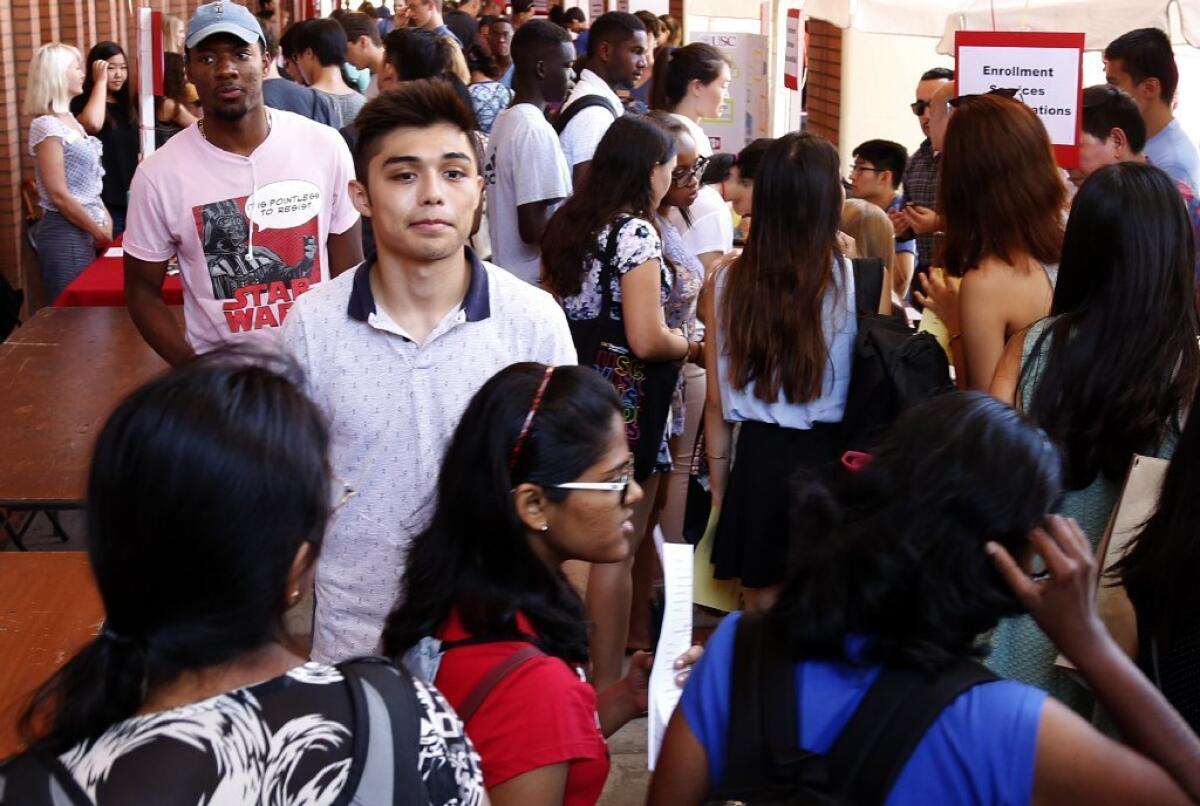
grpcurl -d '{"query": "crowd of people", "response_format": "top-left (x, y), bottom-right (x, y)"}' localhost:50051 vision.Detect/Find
top-left (7, 0), bottom-right (1200, 803)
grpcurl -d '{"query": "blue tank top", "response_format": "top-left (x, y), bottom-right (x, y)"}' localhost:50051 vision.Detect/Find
top-left (681, 613), bottom-right (1046, 805)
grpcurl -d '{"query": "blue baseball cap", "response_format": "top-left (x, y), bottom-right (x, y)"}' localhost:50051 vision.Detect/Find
top-left (186, 1), bottom-right (266, 49)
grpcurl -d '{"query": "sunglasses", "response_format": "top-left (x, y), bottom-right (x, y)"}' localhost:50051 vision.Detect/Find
top-left (948, 87), bottom-right (1020, 108)
top-left (671, 155), bottom-right (710, 187)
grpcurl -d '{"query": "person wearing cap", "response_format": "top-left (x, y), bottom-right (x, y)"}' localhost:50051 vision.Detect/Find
top-left (510, 0), bottom-right (535, 27)
top-left (123, 1), bottom-right (363, 365)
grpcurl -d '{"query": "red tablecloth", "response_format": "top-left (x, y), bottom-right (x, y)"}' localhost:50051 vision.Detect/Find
top-left (54, 242), bottom-right (183, 307)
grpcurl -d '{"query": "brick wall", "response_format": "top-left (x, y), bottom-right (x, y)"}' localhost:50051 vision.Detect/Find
top-left (804, 18), bottom-right (840, 147)
top-left (0, 0), bottom-right (255, 311)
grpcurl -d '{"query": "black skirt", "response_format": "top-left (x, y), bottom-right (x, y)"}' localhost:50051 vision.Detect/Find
top-left (712, 420), bottom-right (845, 588)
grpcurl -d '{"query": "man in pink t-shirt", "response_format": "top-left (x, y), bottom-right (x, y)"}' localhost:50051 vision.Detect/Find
top-left (124, 1), bottom-right (362, 363)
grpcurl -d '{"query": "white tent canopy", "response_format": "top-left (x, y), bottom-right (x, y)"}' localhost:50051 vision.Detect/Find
top-left (800, 0), bottom-right (1199, 51)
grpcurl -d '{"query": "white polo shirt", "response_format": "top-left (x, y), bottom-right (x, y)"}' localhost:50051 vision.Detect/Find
top-left (558, 68), bottom-right (623, 168)
top-left (281, 249), bottom-right (577, 662)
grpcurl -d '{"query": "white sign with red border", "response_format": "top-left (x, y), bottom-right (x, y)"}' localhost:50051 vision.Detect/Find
top-left (954, 31), bottom-right (1085, 168)
top-left (783, 8), bottom-right (802, 92)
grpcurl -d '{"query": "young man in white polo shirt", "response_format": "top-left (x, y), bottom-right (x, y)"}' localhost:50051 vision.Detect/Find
top-left (557, 11), bottom-right (648, 185)
top-left (282, 80), bottom-right (576, 663)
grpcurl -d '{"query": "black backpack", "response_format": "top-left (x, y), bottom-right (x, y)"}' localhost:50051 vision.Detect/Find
top-left (705, 614), bottom-right (996, 806)
top-left (841, 258), bottom-right (954, 452)
top-left (553, 94), bottom-right (619, 135)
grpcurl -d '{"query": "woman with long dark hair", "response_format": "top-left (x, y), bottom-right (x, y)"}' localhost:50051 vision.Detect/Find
top-left (383, 363), bottom-right (699, 806)
top-left (542, 114), bottom-right (698, 690)
top-left (989, 161), bottom-right (1199, 711)
top-left (917, 94), bottom-right (1065, 390)
top-left (624, 111), bottom-right (707, 648)
top-left (2, 357), bottom-right (484, 805)
top-left (1118, 393), bottom-right (1200, 733)
top-left (702, 131), bottom-right (887, 610)
top-left (72, 41), bottom-right (138, 236)
top-left (650, 393), bottom-right (1200, 804)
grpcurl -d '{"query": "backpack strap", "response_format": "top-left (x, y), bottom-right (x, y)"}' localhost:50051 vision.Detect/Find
top-left (828, 660), bottom-right (997, 803)
top-left (0, 749), bottom-right (94, 805)
top-left (595, 213), bottom-right (635, 322)
top-left (456, 644), bottom-right (545, 724)
top-left (850, 257), bottom-right (885, 317)
top-left (554, 94), bottom-right (618, 134)
top-left (339, 656), bottom-right (428, 806)
top-left (721, 613), bottom-right (811, 791)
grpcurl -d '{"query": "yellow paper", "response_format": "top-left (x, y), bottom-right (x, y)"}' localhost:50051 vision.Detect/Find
top-left (917, 306), bottom-right (953, 363)
top-left (692, 507), bottom-right (742, 612)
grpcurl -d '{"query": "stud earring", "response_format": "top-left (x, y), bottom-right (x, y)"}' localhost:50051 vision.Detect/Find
top-left (540, 524), bottom-right (549, 533)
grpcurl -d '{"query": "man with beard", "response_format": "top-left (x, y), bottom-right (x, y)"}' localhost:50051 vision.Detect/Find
top-left (282, 80), bottom-right (575, 662)
top-left (124, 1), bottom-right (362, 363)
top-left (556, 11), bottom-right (648, 185)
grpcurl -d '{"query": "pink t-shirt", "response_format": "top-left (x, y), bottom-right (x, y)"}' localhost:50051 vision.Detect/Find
top-left (123, 110), bottom-right (359, 352)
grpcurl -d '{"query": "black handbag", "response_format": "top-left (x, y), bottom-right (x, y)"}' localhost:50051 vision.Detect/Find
top-left (567, 215), bottom-right (682, 481)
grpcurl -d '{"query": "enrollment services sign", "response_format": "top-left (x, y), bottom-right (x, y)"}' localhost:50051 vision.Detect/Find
top-left (955, 31), bottom-right (1085, 168)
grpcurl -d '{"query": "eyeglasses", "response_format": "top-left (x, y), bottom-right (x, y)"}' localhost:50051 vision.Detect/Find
top-left (910, 99), bottom-right (931, 116)
top-left (549, 464), bottom-right (634, 506)
top-left (848, 163), bottom-right (885, 176)
top-left (948, 87), bottom-right (1020, 108)
top-left (671, 155), bottom-right (710, 187)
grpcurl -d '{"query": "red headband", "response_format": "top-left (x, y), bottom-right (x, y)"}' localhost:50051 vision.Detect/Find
top-left (508, 366), bottom-right (555, 474)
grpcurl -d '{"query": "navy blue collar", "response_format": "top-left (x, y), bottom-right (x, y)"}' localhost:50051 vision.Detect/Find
top-left (346, 246), bottom-right (492, 324)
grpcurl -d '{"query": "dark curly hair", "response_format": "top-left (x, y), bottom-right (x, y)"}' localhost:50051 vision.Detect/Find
top-left (768, 392), bottom-right (1062, 671)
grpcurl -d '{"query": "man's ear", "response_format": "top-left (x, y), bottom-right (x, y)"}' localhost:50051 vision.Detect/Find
top-left (1109, 126), bottom-right (1131, 159)
top-left (349, 179), bottom-right (373, 218)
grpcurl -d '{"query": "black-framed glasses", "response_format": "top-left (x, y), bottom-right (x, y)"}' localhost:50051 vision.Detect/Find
top-left (948, 87), bottom-right (1020, 108)
top-left (671, 155), bottom-right (710, 187)
top-left (848, 162), bottom-right (885, 176)
top-left (910, 99), bottom-right (931, 116)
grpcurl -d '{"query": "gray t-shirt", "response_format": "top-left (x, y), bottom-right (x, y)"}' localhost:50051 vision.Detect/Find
top-left (263, 77), bottom-right (343, 128)
top-left (314, 88), bottom-right (366, 128)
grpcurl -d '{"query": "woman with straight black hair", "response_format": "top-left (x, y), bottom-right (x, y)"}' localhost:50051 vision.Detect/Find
top-left (542, 114), bottom-right (698, 690)
top-left (1117, 393), bottom-right (1200, 733)
top-left (383, 363), bottom-right (699, 806)
top-left (990, 161), bottom-right (1200, 712)
top-left (72, 41), bottom-right (138, 235)
top-left (1, 356), bottom-right (483, 805)
top-left (702, 131), bottom-right (888, 610)
top-left (651, 392), bottom-right (1200, 805)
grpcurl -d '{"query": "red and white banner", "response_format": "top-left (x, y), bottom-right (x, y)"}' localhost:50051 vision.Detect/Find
top-left (783, 8), bottom-right (802, 92)
top-left (954, 31), bottom-right (1085, 168)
